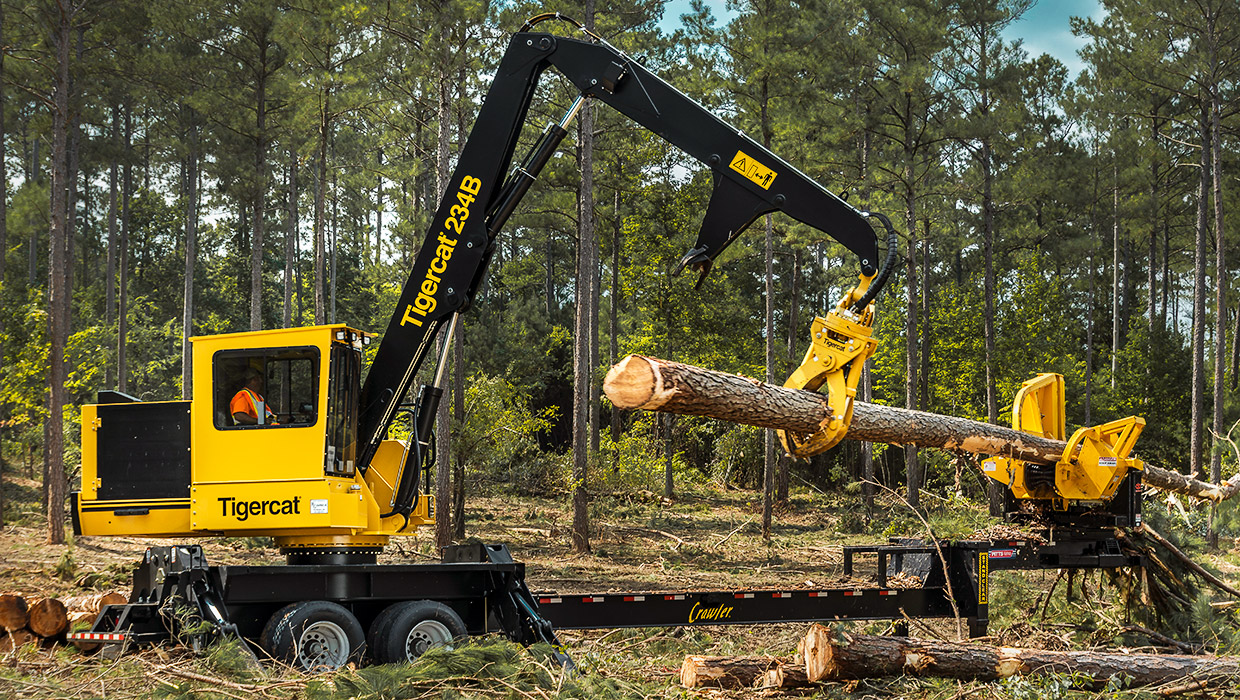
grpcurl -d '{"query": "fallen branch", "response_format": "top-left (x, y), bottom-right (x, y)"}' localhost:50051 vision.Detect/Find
top-left (1121, 624), bottom-right (1198, 654)
top-left (1137, 524), bottom-right (1240, 598)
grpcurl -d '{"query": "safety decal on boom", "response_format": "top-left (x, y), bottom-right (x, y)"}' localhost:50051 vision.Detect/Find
top-left (729, 151), bottom-right (777, 190)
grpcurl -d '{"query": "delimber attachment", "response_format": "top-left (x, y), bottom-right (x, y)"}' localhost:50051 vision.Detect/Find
top-left (778, 274), bottom-right (879, 457)
top-left (983, 373), bottom-right (1145, 507)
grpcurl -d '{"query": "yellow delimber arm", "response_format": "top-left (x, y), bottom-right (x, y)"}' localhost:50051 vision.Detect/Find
top-left (778, 273), bottom-right (880, 457)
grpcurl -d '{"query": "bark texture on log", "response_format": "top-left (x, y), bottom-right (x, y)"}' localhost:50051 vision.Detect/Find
top-left (68, 611), bottom-right (100, 652)
top-left (679, 655), bottom-right (781, 688)
top-left (801, 625), bottom-right (1240, 687)
top-left (605, 355), bottom-right (1237, 503)
top-left (28, 598), bottom-right (68, 637)
top-left (0, 628), bottom-right (36, 652)
top-left (0, 594), bottom-right (28, 630)
top-left (758, 663), bottom-right (811, 689)
top-left (62, 592), bottom-right (126, 615)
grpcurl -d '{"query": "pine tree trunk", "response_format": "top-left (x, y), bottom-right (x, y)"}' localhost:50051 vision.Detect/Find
top-left (1208, 87), bottom-right (1226, 549)
top-left (314, 93), bottom-right (329, 325)
top-left (609, 191), bottom-right (621, 447)
top-left (284, 155), bottom-right (295, 329)
top-left (1190, 110), bottom-right (1209, 480)
top-left (45, 3), bottom-right (72, 545)
top-left (433, 62), bottom-right (452, 551)
top-left (118, 104), bottom-right (132, 394)
top-left (571, 34), bottom-right (596, 553)
top-left (0, 0), bottom-right (7, 528)
top-left (105, 106), bottom-right (118, 390)
top-left (452, 319), bottom-right (465, 541)
top-left (1112, 156), bottom-right (1120, 388)
top-left (251, 39), bottom-right (267, 332)
top-left (182, 117), bottom-right (197, 398)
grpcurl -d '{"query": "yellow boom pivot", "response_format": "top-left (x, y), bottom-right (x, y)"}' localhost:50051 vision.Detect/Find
top-left (778, 273), bottom-right (879, 457)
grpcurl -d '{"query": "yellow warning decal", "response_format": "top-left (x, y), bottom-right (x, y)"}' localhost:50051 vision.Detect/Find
top-left (978, 551), bottom-right (989, 605)
top-left (729, 150), bottom-right (777, 190)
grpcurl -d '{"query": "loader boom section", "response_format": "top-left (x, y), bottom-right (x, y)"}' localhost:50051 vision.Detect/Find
top-left (358, 27), bottom-right (884, 485)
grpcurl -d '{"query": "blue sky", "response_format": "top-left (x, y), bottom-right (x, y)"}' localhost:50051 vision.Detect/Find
top-left (659, 0), bottom-right (1105, 77)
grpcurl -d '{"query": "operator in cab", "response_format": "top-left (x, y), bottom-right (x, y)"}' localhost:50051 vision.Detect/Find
top-left (231, 368), bottom-right (278, 426)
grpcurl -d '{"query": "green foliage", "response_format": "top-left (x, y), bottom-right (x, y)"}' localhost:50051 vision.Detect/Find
top-left (304, 637), bottom-right (637, 700)
top-left (452, 374), bottom-right (560, 495)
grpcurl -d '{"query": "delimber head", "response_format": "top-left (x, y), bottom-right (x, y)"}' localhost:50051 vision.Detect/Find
top-left (983, 373), bottom-right (1145, 506)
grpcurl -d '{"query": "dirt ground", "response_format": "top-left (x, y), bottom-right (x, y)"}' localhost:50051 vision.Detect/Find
top-left (1, 479), bottom-right (1237, 699)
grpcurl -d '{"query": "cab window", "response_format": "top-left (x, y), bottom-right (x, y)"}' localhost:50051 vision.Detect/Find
top-left (214, 347), bottom-right (319, 429)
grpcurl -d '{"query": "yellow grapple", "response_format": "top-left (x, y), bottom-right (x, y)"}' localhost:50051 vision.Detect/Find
top-left (778, 274), bottom-right (880, 457)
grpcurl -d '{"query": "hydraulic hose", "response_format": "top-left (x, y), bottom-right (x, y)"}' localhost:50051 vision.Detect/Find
top-left (851, 211), bottom-right (899, 314)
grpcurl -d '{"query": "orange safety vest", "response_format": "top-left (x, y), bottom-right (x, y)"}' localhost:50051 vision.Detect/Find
top-left (230, 388), bottom-right (277, 425)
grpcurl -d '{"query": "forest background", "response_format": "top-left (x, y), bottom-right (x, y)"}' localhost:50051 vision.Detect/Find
top-left (0, 0), bottom-right (1237, 549)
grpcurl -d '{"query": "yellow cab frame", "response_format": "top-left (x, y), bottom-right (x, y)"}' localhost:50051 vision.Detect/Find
top-left (74, 325), bottom-right (432, 557)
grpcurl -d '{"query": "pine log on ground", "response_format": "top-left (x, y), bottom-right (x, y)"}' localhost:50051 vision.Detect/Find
top-left (28, 598), bottom-right (68, 638)
top-left (799, 624), bottom-right (1240, 687)
top-left (61, 592), bottom-right (126, 615)
top-left (680, 655), bottom-right (782, 688)
top-left (0, 594), bottom-right (28, 631)
top-left (68, 611), bottom-right (100, 652)
top-left (757, 663), bottom-right (812, 689)
top-left (0, 628), bottom-right (36, 652)
top-left (604, 355), bottom-right (1238, 503)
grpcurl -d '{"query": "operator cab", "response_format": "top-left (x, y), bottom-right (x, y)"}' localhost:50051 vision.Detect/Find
top-left (73, 324), bottom-right (429, 561)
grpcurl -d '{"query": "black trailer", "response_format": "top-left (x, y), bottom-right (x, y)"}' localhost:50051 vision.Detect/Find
top-left (70, 532), bottom-right (1142, 670)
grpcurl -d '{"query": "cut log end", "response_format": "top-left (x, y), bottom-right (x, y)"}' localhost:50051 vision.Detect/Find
top-left (28, 598), bottom-right (68, 638)
top-left (604, 355), bottom-right (663, 410)
top-left (0, 594), bottom-right (29, 631)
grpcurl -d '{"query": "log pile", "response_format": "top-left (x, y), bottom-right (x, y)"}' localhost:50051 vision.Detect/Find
top-left (680, 624), bottom-right (1240, 691)
top-left (0, 591), bottom-right (125, 653)
top-left (605, 355), bottom-right (1240, 503)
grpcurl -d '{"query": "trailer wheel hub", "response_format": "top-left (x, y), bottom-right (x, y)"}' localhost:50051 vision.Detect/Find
top-left (406, 620), bottom-right (453, 658)
top-left (298, 621), bottom-right (351, 671)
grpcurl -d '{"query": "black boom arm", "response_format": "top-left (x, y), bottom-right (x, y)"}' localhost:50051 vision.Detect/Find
top-left (357, 28), bottom-right (885, 507)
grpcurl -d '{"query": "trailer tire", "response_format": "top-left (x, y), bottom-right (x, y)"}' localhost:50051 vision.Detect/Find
top-left (368, 601), bottom-right (467, 664)
top-left (260, 601), bottom-right (365, 672)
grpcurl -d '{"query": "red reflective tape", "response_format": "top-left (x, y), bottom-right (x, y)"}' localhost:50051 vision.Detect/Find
top-left (771, 592), bottom-right (791, 598)
top-left (880, 590), bottom-right (897, 596)
top-left (734, 593), bottom-right (754, 599)
top-left (538, 597), bottom-right (562, 604)
top-left (844, 590), bottom-right (863, 597)
top-left (808, 591), bottom-right (824, 598)
top-left (623, 595), bottom-right (645, 602)
top-left (663, 594), bottom-right (685, 601)
top-left (582, 596), bottom-right (604, 603)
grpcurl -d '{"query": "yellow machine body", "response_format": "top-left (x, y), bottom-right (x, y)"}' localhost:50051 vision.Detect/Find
top-left (74, 325), bottom-right (433, 551)
top-left (982, 373), bottom-right (1145, 507)
top-left (778, 273), bottom-right (880, 457)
